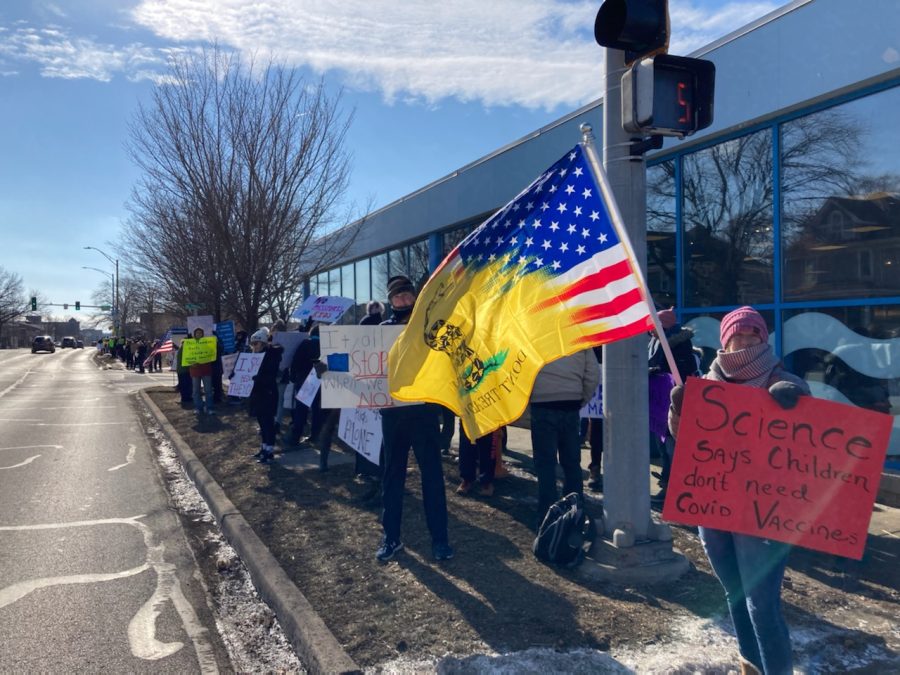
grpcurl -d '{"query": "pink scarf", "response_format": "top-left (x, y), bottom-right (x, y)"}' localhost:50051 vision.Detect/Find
top-left (707, 343), bottom-right (779, 388)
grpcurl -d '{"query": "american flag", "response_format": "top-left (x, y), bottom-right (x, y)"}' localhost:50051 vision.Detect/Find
top-left (454, 143), bottom-right (651, 343)
top-left (389, 142), bottom-right (654, 439)
top-left (144, 330), bottom-right (175, 366)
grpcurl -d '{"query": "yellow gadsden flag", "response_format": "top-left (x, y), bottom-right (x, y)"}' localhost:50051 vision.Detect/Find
top-left (389, 144), bottom-right (653, 440)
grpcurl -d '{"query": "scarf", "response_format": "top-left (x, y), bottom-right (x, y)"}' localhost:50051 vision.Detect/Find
top-left (707, 342), bottom-right (779, 388)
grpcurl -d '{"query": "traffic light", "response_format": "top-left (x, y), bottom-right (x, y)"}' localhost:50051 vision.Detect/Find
top-left (622, 54), bottom-right (715, 137)
top-left (64, 303), bottom-right (69, 310)
top-left (31, 296), bottom-right (37, 311)
top-left (594, 0), bottom-right (668, 62)
top-left (75, 301), bottom-right (81, 311)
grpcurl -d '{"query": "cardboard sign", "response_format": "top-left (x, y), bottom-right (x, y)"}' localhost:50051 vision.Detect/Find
top-left (338, 408), bottom-right (383, 465)
top-left (227, 352), bottom-right (265, 398)
top-left (273, 332), bottom-right (307, 370)
top-left (221, 353), bottom-right (239, 380)
top-left (215, 320), bottom-right (236, 354)
top-left (295, 369), bottom-right (321, 407)
top-left (292, 295), bottom-right (355, 324)
top-left (318, 325), bottom-right (414, 409)
top-left (662, 379), bottom-right (892, 559)
top-left (580, 384), bottom-right (603, 419)
top-left (180, 337), bottom-right (217, 366)
top-left (187, 315), bottom-right (216, 337)
top-left (170, 326), bottom-right (188, 348)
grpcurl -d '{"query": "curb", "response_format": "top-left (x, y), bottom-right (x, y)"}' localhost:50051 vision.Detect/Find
top-left (139, 389), bottom-right (361, 675)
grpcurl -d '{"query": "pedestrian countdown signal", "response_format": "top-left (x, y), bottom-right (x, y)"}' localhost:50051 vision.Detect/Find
top-left (622, 54), bottom-right (715, 137)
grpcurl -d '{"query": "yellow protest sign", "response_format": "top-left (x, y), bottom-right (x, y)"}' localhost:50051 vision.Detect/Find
top-left (181, 337), bottom-right (217, 366)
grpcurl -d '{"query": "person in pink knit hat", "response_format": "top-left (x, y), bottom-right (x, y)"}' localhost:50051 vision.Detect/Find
top-left (668, 306), bottom-right (809, 675)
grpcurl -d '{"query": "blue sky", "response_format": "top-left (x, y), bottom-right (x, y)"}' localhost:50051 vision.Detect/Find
top-left (0, 0), bottom-right (781, 325)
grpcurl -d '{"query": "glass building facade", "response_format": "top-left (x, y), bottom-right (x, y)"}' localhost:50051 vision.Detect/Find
top-left (309, 1), bottom-right (900, 458)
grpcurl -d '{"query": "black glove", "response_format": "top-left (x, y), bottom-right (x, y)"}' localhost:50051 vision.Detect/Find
top-left (769, 381), bottom-right (803, 409)
top-left (669, 384), bottom-right (685, 415)
top-left (313, 361), bottom-right (328, 377)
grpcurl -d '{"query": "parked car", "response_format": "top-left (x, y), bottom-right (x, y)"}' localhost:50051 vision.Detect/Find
top-left (32, 336), bottom-right (55, 353)
top-left (61, 336), bottom-right (77, 349)
top-left (76, 339), bottom-right (84, 349)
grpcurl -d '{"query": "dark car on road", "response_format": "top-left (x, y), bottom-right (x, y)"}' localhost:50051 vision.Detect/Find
top-left (76, 339), bottom-right (84, 349)
top-left (61, 336), bottom-right (77, 349)
top-left (32, 336), bottom-right (56, 353)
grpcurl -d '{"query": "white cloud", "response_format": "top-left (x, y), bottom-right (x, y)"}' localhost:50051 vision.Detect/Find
top-left (128, 0), bottom-right (780, 109)
top-left (1, 0), bottom-right (781, 108)
top-left (0, 25), bottom-right (169, 81)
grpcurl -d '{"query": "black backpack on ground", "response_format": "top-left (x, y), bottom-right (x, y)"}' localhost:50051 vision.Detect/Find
top-left (533, 492), bottom-right (597, 569)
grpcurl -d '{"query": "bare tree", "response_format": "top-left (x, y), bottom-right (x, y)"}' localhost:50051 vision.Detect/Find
top-left (0, 267), bottom-right (27, 337)
top-left (122, 46), bottom-right (358, 331)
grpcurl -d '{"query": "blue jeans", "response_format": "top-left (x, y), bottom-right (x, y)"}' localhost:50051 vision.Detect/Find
top-left (381, 405), bottom-right (448, 546)
top-left (530, 405), bottom-right (583, 519)
top-left (192, 375), bottom-right (213, 413)
top-left (699, 527), bottom-right (792, 674)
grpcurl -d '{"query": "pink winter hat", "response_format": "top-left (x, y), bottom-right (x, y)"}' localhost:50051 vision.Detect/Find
top-left (720, 306), bottom-right (768, 348)
top-left (657, 308), bottom-right (677, 330)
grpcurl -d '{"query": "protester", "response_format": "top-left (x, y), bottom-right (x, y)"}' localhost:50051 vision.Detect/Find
top-left (187, 328), bottom-right (215, 416)
top-left (136, 338), bottom-right (147, 374)
top-left (175, 341), bottom-right (192, 403)
top-left (529, 348), bottom-right (600, 524)
top-left (669, 306), bottom-right (809, 675)
top-left (377, 275), bottom-right (453, 562)
top-left (248, 327), bottom-right (284, 464)
top-left (649, 308), bottom-right (699, 504)
top-left (359, 300), bottom-right (384, 325)
top-left (586, 346), bottom-right (603, 491)
top-left (288, 322), bottom-right (325, 448)
top-left (270, 318), bottom-right (289, 433)
top-left (456, 426), bottom-right (503, 497)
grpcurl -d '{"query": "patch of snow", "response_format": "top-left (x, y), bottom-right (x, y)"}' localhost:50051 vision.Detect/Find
top-left (143, 414), bottom-right (305, 673)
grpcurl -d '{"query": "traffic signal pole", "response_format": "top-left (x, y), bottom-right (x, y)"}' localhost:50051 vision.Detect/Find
top-left (583, 46), bottom-right (688, 583)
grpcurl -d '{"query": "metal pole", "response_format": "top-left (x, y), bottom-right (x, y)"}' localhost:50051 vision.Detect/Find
top-left (115, 258), bottom-right (119, 336)
top-left (601, 47), bottom-right (651, 546)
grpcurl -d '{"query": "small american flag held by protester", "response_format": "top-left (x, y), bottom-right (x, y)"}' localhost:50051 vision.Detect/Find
top-left (143, 330), bottom-right (175, 366)
top-left (389, 142), bottom-right (654, 439)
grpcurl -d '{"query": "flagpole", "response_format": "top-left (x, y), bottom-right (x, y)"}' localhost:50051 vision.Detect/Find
top-left (579, 124), bottom-right (683, 388)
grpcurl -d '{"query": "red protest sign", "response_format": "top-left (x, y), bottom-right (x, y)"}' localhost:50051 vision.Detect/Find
top-left (662, 378), bottom-right (892, 559)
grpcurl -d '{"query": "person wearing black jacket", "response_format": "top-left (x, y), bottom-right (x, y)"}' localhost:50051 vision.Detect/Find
top-left (376, 276), bottom-right (453, 563)
top-left (248, 327), bottom-right (284, 464)
top-left (287, 322), bottom-right (324, 448)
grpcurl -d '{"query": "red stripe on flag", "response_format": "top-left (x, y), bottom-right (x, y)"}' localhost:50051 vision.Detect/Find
top-left (574, 314), bottom-right (654, 346)
top-left (570, 287), bottom-right (645, 324)
top-left (530, 259), bottom-right (634, 312)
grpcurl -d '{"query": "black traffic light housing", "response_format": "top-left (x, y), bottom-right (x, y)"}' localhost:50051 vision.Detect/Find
top-left (30, 296), bottom-right (37, 311)
top-left (594, 0), bottom-right (668, 62)
top-left (75, 301), bottom-right (81, 311)
top-left (622, 54), bottom-right (715, 137)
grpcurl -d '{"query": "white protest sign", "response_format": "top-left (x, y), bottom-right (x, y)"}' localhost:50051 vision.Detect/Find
top-left (187, 315), bottom-right (216, 337)
top-left (579, 384), bottom-right (603, 419)
top-left (338, 408), bottom-right (382, 465)
top-left (295, 369), bottom-right (321, 407)
top-left (221, 353), bottom-right (239, 380)
top-left (292, 295), bottom-right (355, 324)
top-left (227, 352), bottom-right (265, 398)
top-left (318, 325), bottom-right (415, 409)
top-left (273, 331), bottom-right (307, 370)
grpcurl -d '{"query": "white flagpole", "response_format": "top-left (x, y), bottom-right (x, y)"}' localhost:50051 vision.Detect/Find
top-left (579, 123), bottom-right (683, 387)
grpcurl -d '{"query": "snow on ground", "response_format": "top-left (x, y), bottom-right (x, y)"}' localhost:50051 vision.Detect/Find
top-left (144, 416), bottom-right (305, 673)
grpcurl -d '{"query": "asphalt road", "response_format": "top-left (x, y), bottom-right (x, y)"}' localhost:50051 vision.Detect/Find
top-left (0, 347), bottom-right (232, 672)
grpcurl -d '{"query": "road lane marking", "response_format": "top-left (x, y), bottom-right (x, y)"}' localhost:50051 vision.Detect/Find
top-left (0, 371), bottom-right (32, 399)
top-left (0, 515), bottom-right (218, 670)
top-left (109, 444), bottom-right (137, 472)
top-left (0, 445), bottom-right (63, 452)
top-left (0, 455), bottom-right (40, 469)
